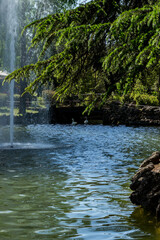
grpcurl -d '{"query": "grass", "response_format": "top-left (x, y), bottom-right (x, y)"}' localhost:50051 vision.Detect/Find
top-left (0, 107), bottom-right (39, 117)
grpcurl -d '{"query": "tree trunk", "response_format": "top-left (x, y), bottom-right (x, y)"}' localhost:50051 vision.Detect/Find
top-left (157, 71), bottom-right (160, 106)
top-left (19, 2), bottom-right (30, 115)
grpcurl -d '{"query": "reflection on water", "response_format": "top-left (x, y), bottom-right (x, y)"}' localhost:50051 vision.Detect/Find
top-left (0, 124), bottom-right (160, 239)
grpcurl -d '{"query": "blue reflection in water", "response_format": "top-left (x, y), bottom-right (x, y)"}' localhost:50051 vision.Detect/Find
top-left (0, 124), bottom-right (159, 239)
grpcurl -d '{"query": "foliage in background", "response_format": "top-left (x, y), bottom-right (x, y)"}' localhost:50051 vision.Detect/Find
top-left (0, 0), bottom-right (78, 115)
top-left (113, 79), bottom-right (159, 106)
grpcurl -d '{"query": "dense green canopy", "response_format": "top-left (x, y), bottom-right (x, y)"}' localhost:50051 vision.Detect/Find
top-left (104, 0), bottom-right (160, 96)
top-left (5, 0), bottom-right (160, 110)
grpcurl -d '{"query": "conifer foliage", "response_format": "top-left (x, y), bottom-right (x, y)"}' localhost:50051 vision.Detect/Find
top-left (5, 0), bottom-right (160, 108)
top-left (104, 0), bottom-right (160, 96)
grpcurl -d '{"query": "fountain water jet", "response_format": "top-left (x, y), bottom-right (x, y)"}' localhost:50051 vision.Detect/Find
top-left (8, 0), bottom-right (18, 148)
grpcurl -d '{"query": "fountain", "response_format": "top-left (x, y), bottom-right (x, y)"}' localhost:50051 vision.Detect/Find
top-left (0, 0), bottom-right (18, 148)
top-left (0, 0), bottom-right (53, 150)
top-left (8, 0), bottom-right (18, 148)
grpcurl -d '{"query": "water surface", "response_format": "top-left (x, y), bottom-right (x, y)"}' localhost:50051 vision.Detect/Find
top-left (0, 124), bottom-right (160, 239)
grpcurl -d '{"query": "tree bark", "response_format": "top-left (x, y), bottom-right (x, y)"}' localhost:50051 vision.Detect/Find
top-left (19, 2), bottom-right (30, 115)
top-left (157, 70), bottom-right (160, 106)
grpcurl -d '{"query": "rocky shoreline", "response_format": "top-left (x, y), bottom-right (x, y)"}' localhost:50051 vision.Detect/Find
top-left (50, 102), bottom-right (160, 126)
top-left (130, 152), bottom-right (160, 219)
top-left (103, 102), bottom-right (160, 126)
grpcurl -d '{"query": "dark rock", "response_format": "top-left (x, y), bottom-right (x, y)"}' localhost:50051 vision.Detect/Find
top-left (130, 151), bottom-right (160, 218)
top-left (103, 102), bottom-right (160, 126)
top-left (140, 151), bottom-right (160, 168)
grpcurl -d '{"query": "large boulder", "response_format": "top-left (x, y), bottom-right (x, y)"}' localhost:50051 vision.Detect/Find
top-left (130, 151), bottom-right (160, 218)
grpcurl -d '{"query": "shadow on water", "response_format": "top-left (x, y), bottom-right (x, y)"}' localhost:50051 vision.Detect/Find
top-left (127, 207), bottom-right (160, 240)
top-left (0, 145), bottom-right (72, 175)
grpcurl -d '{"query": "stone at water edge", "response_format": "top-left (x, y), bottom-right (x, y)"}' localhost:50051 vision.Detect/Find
top-left (130, 151), bottom-right (160, 219)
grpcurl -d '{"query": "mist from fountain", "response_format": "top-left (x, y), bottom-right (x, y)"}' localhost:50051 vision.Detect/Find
top-left (0, 0), bottom-right (54, 150)
top-left (9, 0), bottom-right (18, 148)
top-left (1, 0), bottom-right (18, 147)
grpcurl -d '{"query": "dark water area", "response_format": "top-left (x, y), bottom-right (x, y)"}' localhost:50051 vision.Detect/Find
top-left (0, 124), bottom-right (160, 239)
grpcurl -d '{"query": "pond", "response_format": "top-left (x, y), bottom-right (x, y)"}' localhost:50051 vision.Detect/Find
top-left (0, 124), bottom-right (160, 239)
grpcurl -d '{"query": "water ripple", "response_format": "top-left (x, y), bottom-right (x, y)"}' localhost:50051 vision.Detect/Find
top-left (0, 124), bottom-right (160, 239)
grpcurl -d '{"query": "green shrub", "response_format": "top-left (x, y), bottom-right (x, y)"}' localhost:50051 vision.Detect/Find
top-left (0, 93), bottom-right (8, 106)
top-left (112, 92), bottom-right (159, 106)
top-left (131, 93), bottom-right (159, 106)
top-left (14, 94), bottom-right (20, 100)
top-left (112, 93), bottom-right (131, 103)
top-left (0, 93), bottom-right (7, 99)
